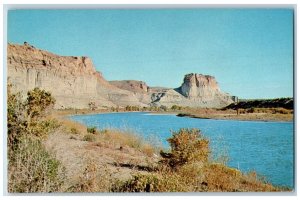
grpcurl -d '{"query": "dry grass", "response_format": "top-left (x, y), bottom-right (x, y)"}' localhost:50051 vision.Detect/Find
top-left (8, 136), bottom-right (66, 193)
top-left (44, 121), bottom-right (160, 192)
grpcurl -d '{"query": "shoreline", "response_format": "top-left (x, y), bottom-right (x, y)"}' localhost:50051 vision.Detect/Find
top-left (176, 113), bottom-right (294, 123)
top-left (54, 109), bottom-right (293, 123)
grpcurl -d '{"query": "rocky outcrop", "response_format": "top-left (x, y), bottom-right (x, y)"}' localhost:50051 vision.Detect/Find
top-left (109, 80), bottom-right (149, 93)
top-left (175, 73), bottom-right (235, 107)
top-left (112, 74), bottom-right (235, 108)
top-left (180, 73), bottom-right (220, 98)
top-left (7, 43), bottom-right (147, 109)
top-left (7, 43), bottom-right (236, 109)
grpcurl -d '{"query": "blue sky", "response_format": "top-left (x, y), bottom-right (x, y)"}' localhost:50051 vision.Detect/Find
top-left (7, 9), bottom-right (293, 99)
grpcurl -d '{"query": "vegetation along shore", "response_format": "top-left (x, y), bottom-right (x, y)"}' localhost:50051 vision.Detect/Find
top-left (7, 86), bottom-right (292, 192)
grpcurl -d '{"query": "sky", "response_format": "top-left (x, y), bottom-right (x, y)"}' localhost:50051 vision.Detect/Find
top-left (7, 9), bottom-right (294, 99)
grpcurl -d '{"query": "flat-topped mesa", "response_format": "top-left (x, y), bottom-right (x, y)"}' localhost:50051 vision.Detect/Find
top-left (109, 80), bottom-right (149, 93)
top-left (180, 73), bottom-right (221, 98)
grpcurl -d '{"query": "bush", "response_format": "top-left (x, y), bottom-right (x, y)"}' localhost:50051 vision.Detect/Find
top-left (112, 173), bottom-right (187, 192)
top-left (171, 105), bottom-right (182, 111)
top-left (160, 128), bottom-right (210, 169)
top-left (8, 136), bottom-right (65, 192)
top-left (7, 85), bottom-right (26, 147)
top-left (87, 127), bottom-right (97, 134)
top-left (70, 127), bottom-right (80, 134)
top-left (7, 86), bottom-right (64, 193)
top-left (26, 88), bottom-right (55, 120)
top-left (7, 86), bottom-right (56, 147)
top-left (83, 134), bottom-right (96, 142)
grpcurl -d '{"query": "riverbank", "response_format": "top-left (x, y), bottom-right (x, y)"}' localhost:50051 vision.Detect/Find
top-left (177, 112), bottom-right (293, 122)
top-left (43, 110), bottom-right (291, 192)
top-left (46, 115), bottom-right (286, 192)
top-left (53, 107), bottom-right (293, 122)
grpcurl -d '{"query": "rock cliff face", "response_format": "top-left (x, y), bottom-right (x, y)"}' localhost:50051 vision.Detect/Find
top-left (109, 80), bottom-right (149, 93)
top-left (7, 43), bottom-right (147, 109)
top-left (7, 43), bottom-right (236, 109)
top-left (180, 73), bottom-right (220, 98)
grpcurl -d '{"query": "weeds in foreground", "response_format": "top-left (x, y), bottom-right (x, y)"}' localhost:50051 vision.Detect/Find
top-left (83, 134), bottom-right (96, 142)
top-left (8, 136), bottom-right (65, 193)
top-left (112, 128), bottom-right (280, 192)
top-left (67, 161), bottom-right (115, 192)
top-left (7, 86), bottom-right (64, 193)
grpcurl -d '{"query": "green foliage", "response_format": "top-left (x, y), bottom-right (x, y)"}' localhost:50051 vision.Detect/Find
top-left (8, 136), bottom-right (65, 192)
top-left (26, 88), bottom-right (55, 120)
top-left (27, 119), bottom-right (60, 138)
top-left (112, 174), bottom-right (160, 192)
top-left (125, 105), bottom-right (140, 111)
top-left (7, 86), bottom-right (57, 147)
top-left (159, 105), bottom-right (168, 112)
top-left (7, 85), bottom-right (26, 147)
top-left (7, 86), bottom-right (65, 192)
top-left (70, 127), bottom-right (80, 134)
top-left (87, 126), bottom-right (97, 134)
top-left (171, 105), bottom-right (182, 111)
top-left (160, 128), bottom-right (210, 169)
top-left (83, 134), bottom-right (96, 142)
top-left (112, 173), bottom-right (188, 192)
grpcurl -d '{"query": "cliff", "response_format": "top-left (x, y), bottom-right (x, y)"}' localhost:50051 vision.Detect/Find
top-left (7, 43), bottom-right (147, 109)
top-left (7, 43), bottom-right (235, 109)
top-left (109, 80), bottom-right (149, 93)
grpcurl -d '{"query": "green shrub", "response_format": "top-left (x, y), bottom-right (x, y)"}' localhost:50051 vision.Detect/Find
top-left (83, 134), bottom-right (96, 142)
top-left (87, 127), bottom-right (97, 134)
top-left (160, 128), bottom-right (210, 169)
top-left (112, 172), bottom-right (190, 192)
top-left (27, 119), bottom-right (60, 139)
top-left (7, 86), bottom-right (56, 147)
top-left (70, 127), bottom-right (80, 134)
top-left (26, 88), bottom-right (55, 120)
top-left (7, 85), bottom-right (26, 147)
top-left (7, 86), bottom-right (64, 193)
top-left (8, 136), bottom-right (65, 192)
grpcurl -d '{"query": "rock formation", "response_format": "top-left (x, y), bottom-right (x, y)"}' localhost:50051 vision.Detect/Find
top-left (109, 80), bottom-right (149, 93)
top-left (7, 43), bottom-right (147, 109)
top-left (7, 43), bottom-right (236, 109)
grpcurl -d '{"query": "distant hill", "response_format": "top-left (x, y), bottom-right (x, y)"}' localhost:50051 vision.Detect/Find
top-left (224, 98), bottom-right (293, 110)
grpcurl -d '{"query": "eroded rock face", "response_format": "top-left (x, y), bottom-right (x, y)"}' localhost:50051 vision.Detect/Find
top-left (7, 43), bottom-right (147, 109)
top-left (180, 73), bottom-right (220, 98)
top-left (109, 80), bottom-right (149, 93)
top-left (7, 43), bottom-right (236, 109)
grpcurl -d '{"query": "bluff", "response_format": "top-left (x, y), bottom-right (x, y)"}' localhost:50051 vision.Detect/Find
top-left (7, 43), bottom-right (236, 109)
top-left (7, 43), bottom-right (147, 109)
